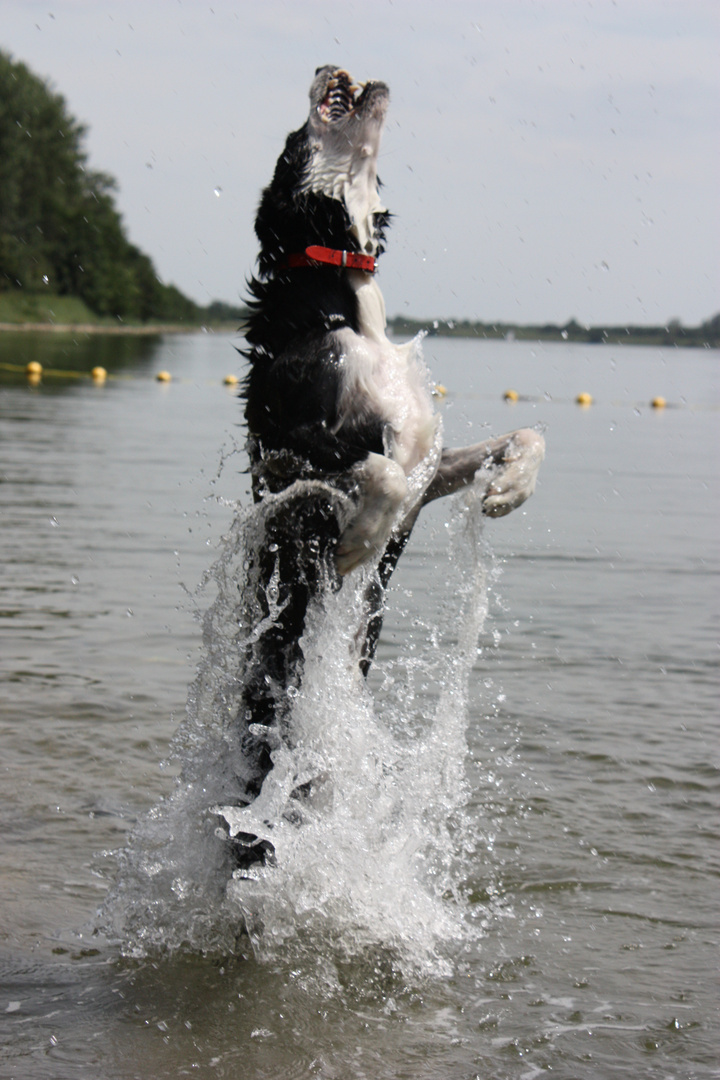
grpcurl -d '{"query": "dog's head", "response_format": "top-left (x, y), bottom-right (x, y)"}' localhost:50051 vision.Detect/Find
top-left (254, 66), bottom-right (390, 275)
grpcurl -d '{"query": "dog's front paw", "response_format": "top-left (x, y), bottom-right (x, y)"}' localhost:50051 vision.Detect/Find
top-left (336, 454), bottom-right (407, 574)
top-left (482, 428), bottom-right (545, 518)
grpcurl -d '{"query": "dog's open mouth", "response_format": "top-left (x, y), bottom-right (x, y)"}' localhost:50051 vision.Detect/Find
top-left (318, 69), bottom-right (364, 123)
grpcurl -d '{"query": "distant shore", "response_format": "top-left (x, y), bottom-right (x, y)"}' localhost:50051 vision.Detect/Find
top-left (1, 309), bottom-right (717, 349)
top-left (387, 316), bottom-right (720, 350)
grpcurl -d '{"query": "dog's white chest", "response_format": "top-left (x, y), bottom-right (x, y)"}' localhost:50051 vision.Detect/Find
top-left (335, 323), bottom-right (437, 475)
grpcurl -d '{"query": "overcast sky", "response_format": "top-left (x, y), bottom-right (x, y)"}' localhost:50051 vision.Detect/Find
top-left (2, 0), bottom-right (718, 325)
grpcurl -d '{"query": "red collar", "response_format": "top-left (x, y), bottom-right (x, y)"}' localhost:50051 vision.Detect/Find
top-left (282, 245), bottom-right (376, 273)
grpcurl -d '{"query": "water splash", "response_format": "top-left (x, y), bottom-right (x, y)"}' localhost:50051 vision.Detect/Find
top-left (98, 474), bottom-right (494, 978)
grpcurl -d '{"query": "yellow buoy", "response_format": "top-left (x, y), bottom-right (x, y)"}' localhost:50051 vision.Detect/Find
top-left (432, 383), bottom-right (447, 398)
top-left (504, 389), bottom-right (519, 402)
top-left (223, 374), bottom-right (239, 386)
top-left (156, 370), bottom-right (172, 383)
top-left (576, 391), bottom-right (593, 407)
top-left (91, 366), bottom-right (107, 383)
top-left (26, 361), bottom-right (43, 378)
top-left (651, 396), bottom-right (667, 409)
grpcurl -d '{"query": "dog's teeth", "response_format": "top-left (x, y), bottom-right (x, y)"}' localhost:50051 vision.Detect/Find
top-left (318, 69), bottom-right (361, 122)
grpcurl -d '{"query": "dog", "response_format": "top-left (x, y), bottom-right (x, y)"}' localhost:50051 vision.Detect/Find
top-left (220, 66), bottom-right (544, 871)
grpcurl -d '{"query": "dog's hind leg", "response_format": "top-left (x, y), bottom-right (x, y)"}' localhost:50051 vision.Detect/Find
top-left (358, 528), bottom-right (413, 677)
top-left (224, 486), bottom-right (344, 870)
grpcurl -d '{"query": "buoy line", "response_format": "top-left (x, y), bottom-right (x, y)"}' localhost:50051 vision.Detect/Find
top-left (0, 360), bottom-right (244, 387)
top-left (0, 361), bottom-right (714, 410)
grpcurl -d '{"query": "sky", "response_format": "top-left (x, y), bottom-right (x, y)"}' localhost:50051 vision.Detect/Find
top-left (1, 0), bottom-right (718, 326)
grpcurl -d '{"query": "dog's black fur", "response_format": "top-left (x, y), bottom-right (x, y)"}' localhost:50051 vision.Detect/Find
top-left (224, 67), bottom-right (544, 870)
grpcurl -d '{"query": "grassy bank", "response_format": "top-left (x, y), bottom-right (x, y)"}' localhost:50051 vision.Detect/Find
top-left (0, 291), bottom-right (242, 334)
top-left (0, 291), bottom-right (104, 326)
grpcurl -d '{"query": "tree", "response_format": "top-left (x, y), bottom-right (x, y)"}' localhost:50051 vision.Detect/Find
top-left (0, 50), bottom-right (198, 322)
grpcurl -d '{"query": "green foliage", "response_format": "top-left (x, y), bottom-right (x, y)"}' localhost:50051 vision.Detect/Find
top-left (203, 299), bottom-right (250, 324)
top-left (0, 50), bottom-right (199, 322)
top-left (0, 290), bottom-right (96, 325)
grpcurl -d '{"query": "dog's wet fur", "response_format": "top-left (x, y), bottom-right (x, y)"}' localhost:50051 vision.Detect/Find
top-left (222, 67), bottom-right (544, 871)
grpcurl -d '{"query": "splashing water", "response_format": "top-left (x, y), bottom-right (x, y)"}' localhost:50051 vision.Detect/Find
top-left (98, 470), bottom-right (495, 978)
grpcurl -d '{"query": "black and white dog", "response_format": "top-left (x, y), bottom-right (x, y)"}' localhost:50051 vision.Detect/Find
top-left (222, 67), bottom-right (544, 870)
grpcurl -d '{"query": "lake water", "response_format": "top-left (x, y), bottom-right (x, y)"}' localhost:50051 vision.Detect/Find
top-left (1, 330), bottom-right (718, 1079)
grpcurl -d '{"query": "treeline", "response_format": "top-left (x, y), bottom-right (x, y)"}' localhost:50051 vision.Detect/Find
top-left (388, 313), bottom-right (720, 349)
top-left (0, 51), bottom-right (199, 323)
top-left (203, 299), bottom-right (249, 323)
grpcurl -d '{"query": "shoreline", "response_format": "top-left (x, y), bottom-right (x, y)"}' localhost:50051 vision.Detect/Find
top-left (0, 321), bottom-right (216, 335)
top-left (1, 320), bottom-right (717, 350)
